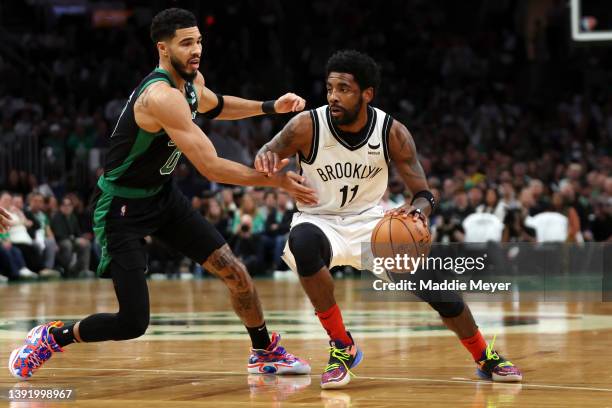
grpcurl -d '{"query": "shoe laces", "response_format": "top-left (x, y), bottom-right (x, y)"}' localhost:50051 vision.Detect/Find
top-left (257, 345), bottom-right (297, 362)
top-left (25, 346), bottom-right (50, 373)
top-left (484, 335), bottom-right (515, 368)
top-left (324, 346), bottom-right (355, 377)
top-left (484, 334), bottom-right (500, 361)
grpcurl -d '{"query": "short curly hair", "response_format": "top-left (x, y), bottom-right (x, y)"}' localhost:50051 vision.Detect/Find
top-left (150, 8), bottom-right (197, 43)
top-left (326, 50), bottom-right (381, 92)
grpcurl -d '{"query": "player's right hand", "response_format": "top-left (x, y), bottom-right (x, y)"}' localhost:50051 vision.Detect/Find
top-left (276, 171), bottom-right (318, 205)
top-left (254, 150), bottom-right (282, 177)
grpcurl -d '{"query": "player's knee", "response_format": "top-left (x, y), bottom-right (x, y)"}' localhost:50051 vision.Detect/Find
top-left (288, 223), bottom-right (331, 277)
top-left (115, 316), bottom-right (149, 340)
top-left (117, 309), bottom-right (150, 339)
top-left (122, 318), bottom-right (149, 339)
top-left (429, 301), bottom-right (465, 318)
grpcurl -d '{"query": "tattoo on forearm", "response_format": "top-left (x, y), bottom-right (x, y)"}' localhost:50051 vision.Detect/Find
top-left (260, 119), bottom-right (296, 155)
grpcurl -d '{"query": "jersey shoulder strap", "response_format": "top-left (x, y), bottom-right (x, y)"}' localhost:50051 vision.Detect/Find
top-left (136, 68), bottom-right (198, 118)
top-left (373, 107), bottom-right (394, 163)
top-left (137, 68), bottom-right (176, 97)
top-left (299, 108), bottom-right (320, 165)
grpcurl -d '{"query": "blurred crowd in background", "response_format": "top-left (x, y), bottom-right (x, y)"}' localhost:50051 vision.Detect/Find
top-left (0, 0), bottom-right (610, 281)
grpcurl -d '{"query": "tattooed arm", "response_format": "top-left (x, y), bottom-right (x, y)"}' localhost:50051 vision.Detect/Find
top-left (254, 111), bottom-right (313, 176)
top-left (388, 120), bottom-right (432, 219)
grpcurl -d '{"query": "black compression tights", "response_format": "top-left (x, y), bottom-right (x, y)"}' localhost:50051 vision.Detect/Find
top-left (77, 260), bottom-right (150, 342)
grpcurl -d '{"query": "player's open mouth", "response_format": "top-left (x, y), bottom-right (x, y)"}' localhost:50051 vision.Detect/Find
top-left (330, 106), bottom-right (344, 116)
top-left (189, 59), bottom-right (199, 68)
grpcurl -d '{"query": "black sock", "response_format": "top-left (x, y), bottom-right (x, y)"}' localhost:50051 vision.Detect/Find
top-left (246, 322), bottom-right (270, 350)
top-left (50, 324), bottom-right (76, 347)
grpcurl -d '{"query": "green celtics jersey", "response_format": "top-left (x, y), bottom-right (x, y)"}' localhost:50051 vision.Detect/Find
top-left (100, 67), bottom-right (198, 197)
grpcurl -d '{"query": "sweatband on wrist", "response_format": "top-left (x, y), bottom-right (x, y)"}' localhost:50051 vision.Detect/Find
top-left (262, 100), bottom-right (277, 114)
top-left (411, 190), bottom-right (436, 211)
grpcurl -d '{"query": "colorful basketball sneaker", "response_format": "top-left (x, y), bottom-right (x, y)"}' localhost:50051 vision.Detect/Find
top-left (247, 332), bottom-right (311, 375)
top-left (476, 336), bottom-right (522, 382)
top-left (320, 332), bottom-right (363, 389)
top-left (8, 321), bottom-right (64, 380)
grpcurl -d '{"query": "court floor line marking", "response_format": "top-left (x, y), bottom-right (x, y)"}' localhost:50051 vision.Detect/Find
top-left (44, 368), bottom-right (612, 393)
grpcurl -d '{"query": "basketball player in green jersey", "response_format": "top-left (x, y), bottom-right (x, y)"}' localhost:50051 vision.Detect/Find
top-left (9, 8), bottom-right (314, 380)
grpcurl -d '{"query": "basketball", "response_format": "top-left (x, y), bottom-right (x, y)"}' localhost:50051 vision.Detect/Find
top-left (370, 215), bottom-right (432, 274)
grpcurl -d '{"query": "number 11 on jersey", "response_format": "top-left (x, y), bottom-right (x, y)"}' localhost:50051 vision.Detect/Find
top-left (339, 185), bottom-right (359, 207)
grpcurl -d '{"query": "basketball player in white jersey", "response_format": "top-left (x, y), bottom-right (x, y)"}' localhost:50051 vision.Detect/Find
top-left (255, 50), bottom-right (522, 389)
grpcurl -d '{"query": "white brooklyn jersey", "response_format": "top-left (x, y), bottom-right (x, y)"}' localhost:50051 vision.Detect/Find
top-left (297, 105), bottom-right (392, 215)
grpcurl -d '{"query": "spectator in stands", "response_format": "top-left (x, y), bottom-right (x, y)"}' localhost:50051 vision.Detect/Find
top-left (467, 187), bottom-right (484, 210)
top-left (25, 192), bottom-right (59, 272)
top-left (452, 191), bottom-right (473, 222)
top-left (220, 188), bottom-right (237, 219)
top-left (433, 210), bottom-right (465, 243)
top-left (232, 193), bottom-right (265, 234)
top-left (550, 192), bottom-right (581, 242)
top-left (0, 194), bottom-right (37, 279)
top-left (205, 197), bottom-right (231, 240)
top-left (528, 179), bottom-right (548, 215)
top-left (8, 194), bottom-right (60, 277)
top-left (502, 208), bottom-right (536, 242)
top-left (496, 182), bottom-right (518, 222)
top-left (263, 191), bottom-right (294, 271)
top-left (50, 197), bottom-right (93, 277)
top-left (0, 232), bottom-right (35, 281)
top-left (589, 199), bottom-right (612, 242)
top-left (230, 214), bottom-right (265, 276)
top-left (518, 188), bottom-right (536, 216)
top-left (476, 188), bottom-right (500, 217)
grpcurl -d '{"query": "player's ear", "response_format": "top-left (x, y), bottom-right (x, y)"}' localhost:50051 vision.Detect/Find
top-left (157, 42), bottom-right (168, 58)
top-left (363, 87), bottom-right (374, 104)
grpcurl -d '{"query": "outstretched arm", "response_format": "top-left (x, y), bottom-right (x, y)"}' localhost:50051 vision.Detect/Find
top-left (145, 84), bottom-right (317, 204)
top-left (196, 73), bottom-right (305, 120)
top-left (254, 111), bottom-right (312, 176)
top-left (388, 120), bottom-right (433, 220)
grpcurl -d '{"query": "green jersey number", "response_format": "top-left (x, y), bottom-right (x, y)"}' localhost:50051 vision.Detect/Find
top-left (160, 147), bottom-right (182, 175)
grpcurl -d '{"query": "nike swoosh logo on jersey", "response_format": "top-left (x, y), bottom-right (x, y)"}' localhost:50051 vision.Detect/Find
top-left (368, 142), bottom-right (380, 149)
top-left (323, 144), bottom-right (336, 149)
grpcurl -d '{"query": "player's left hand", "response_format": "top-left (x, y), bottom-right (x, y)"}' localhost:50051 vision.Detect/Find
top-left (386, 205), bottom-right (428, 226)
top-left (274, 93), bottom-right (306, 113)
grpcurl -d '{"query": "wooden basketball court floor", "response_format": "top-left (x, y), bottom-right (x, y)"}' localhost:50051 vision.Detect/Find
top-left (1, 278), bottom-right (612, 407)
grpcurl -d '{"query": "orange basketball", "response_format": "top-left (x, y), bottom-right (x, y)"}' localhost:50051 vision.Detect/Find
top-left (370, 215), bottom-right (432, 274)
